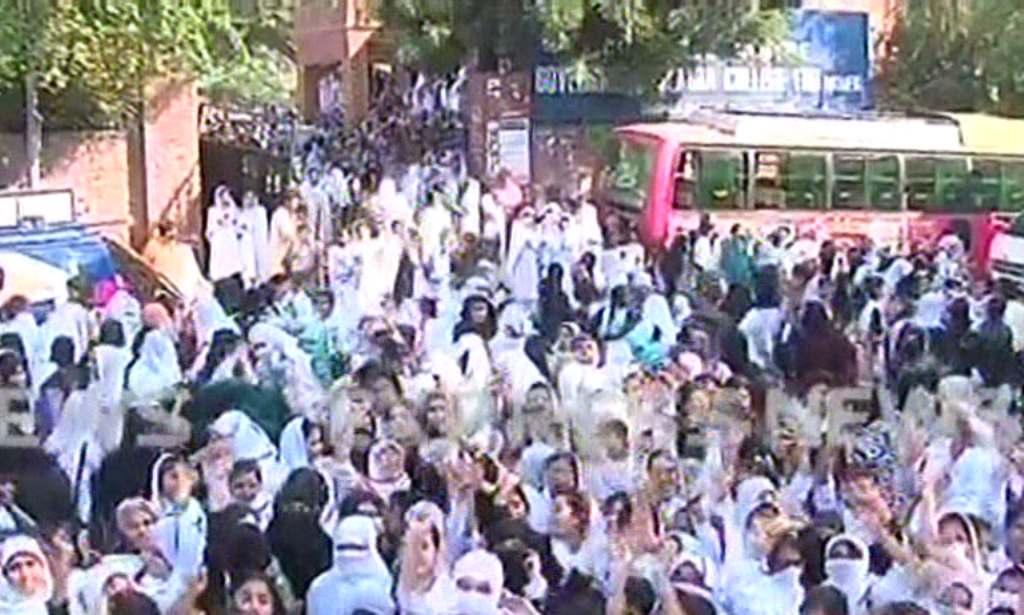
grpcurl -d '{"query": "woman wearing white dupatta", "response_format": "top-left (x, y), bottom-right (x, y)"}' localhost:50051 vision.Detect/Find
top-left (0, 535), bottom-right (54, 615)
top-left (237, 192), bottom-right (270, 289)
top-left (306, 515), bottom-right (395, 615)
top-left (249, 322), bottom-right (323, 418)
top-left (206, 186), bottom-right (245, 284)
top-left (94, 332), bottom-right (131, 412)
top-left (148, 454), bottom-right (207, 578)
top-left (101, 281), bottom-right (143, 349)
top-left (398, 501), bottom-right (454, 615)
top-left (191, 293), bottom-right (237, 351)
top-left (279, 415), bottom-right (315, 472)
top-left (3, 299), bottom-right (45, 391)
top-left (505, 206), bottom-right (541, 306)
top-left (127, 330), bottom-right (182, 403)
top-left (210, 410), bottom-right (286, 494)
top-left (44, 297), bottom-right (92, 364)
top-left (45, 380), bottom-right (121, 524)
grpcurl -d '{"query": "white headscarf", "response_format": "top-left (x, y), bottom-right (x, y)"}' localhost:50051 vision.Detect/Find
top-left (398, 501), bottom-right (453, 615)
top-left (365, 439), bottom-right (412, 503)
top-left (206, 186), bottom-right (244, 282)
top-left (378, 177), bottom-right (413, 227)
top-left (191, 293), bottom-right (238, 350)
top-left (728, 476), bottom-right (778, 566)
top-left (249, 324), bottom-right (317, 385)
top-left (45, 300), bottom-right (91, 363)
top-left (279, 415), bottom-right (312, 472)
top-left (451, 550), bottom-right (504, 615)
top-left (209, 410), bottom-right (285, 492)
top-left (0, 535), bottom-right (53, 615)
top-left (210, 411), bottom-right (276, 461)
top-left (504, 207), bottom-right (540, 304)
top-left (104, 287), bottom-right (142, 347)
top-left (45, 384), bottom-right (118, 523)
top-left (306, 515), bottom-right (395, 615)
top-left (733, 476), bottom-right (778, 531)
top-left (824, 534), bottom-right (871, 611)
top-left (94, 344), bottom-right (131, 410)
top-left (147, 454), bottom-right (207, 578)
top-left (490, 304), bottom-right (544, 406)
top-left (5, 311), bottom-right (44, 388)
top-left (67, 554), bottom-right (142, 615)
top-left (460, 177), bottom-right (482, 237)
top-left (945, 420), bottom-right (1007, 529)
top-left (127, 330), bottom-right (182, 401)
top-left (641, 288), bottom-right (678, 344)
top-left (240, 192), bottom-right (272, 286)
top-left (669, 537), bottom-right (721, 607)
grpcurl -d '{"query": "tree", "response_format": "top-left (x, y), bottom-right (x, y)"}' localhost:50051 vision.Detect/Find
top-left (534, 0), bottom-right (793, 98)
top-left (377, 0), bottom-right (537, 74)
top-left (0, 0), bottom-right (297, 130)
top-left (878, 0), bottom-right (1024, 116)
top-left (376, 0), bottom-right (791, 100)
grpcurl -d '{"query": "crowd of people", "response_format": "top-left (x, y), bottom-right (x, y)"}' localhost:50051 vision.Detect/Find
top-left (0, 141), bottom-right (1023, 615)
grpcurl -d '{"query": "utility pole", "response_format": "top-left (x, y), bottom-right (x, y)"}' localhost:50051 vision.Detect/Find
top-left (22, 0), bottom-right (41, 189)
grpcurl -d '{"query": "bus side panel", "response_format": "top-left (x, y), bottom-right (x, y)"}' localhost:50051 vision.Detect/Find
top-left (641, 140), bottom-right (678, 250)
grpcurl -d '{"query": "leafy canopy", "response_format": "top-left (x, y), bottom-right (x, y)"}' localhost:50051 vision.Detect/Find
top-left (0, 0), bottom-right (297, 129)
top-left (878, 0), bottom-right (1024, 116)
top-left (377, 0), bottom-right (792, 99)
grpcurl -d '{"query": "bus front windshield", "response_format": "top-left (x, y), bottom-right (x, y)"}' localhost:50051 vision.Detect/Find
top-left (603, 137), bottom-right (656, 211)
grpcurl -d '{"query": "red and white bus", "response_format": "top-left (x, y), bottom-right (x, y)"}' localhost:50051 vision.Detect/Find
top-left (598, 110), bottom-right (1024, 269)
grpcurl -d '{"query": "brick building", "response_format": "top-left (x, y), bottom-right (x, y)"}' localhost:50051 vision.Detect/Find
top-left (295, 0), bottom-right (393, 121)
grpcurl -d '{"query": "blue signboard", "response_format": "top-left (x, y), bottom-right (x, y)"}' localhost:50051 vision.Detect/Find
top-left (535, 9), bottom-right (873, 116)
top-left (792, 10), bottom-right (871, 110)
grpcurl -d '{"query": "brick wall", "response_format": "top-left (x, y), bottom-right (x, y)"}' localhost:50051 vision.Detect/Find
top-left (0, 81), bottom-right (201, 249)
top-left (143, 80), bottom-right (201, 245)
top-left (0, 131), bottom-right (131, 242)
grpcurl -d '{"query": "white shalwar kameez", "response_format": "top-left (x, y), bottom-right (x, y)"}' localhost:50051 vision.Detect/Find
top-left (240, 194), bottom-right (271, 286)
top-left (206, 187), bottom-right (245, 283)
top-left (505, 218), bottom-right (541, 305)
top-left (269, 205), bottom-right (298, 278)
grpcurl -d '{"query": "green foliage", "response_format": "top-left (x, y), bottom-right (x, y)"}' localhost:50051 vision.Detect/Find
top-left (0, 0), bottom-right (296, 129)
top-left (377, 0), bottom-right (535, 74)
top-left (377, 0), bottom-right (791, 100)
top-left (879, 0), bottom-right (1024, 116)
top-left (202, 45), bottom-right (296, 107)
top-left (537, 1), bottom-right (794, 98)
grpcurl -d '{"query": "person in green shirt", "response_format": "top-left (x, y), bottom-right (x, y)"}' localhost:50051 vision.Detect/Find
top-left (300, 291), bottom-right (348, 387)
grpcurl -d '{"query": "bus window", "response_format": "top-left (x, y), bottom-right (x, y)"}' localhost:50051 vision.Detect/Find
top-left (697, 149), bottom-right (744, 210)
top-left (936, 158), bottom-right (970, 211)
top-left (753, 151), bottom-right (785, 209)
top-left (969, 158), bottom-right (1002, 212)
top-left (604, 138), bottom-right (656, 211)
top-left (867, 155), bottom-right (901, 211)
top-left (833, 154), bottom-right (866, 209)
top-left (785, 153), bottom-right (827, 209)
top-left (906, 156), bottom-right (938, 211)
top-left (673, 150), bottom-right (698, 210)
top-left (1001, 160), bottom-right (1024, 212)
